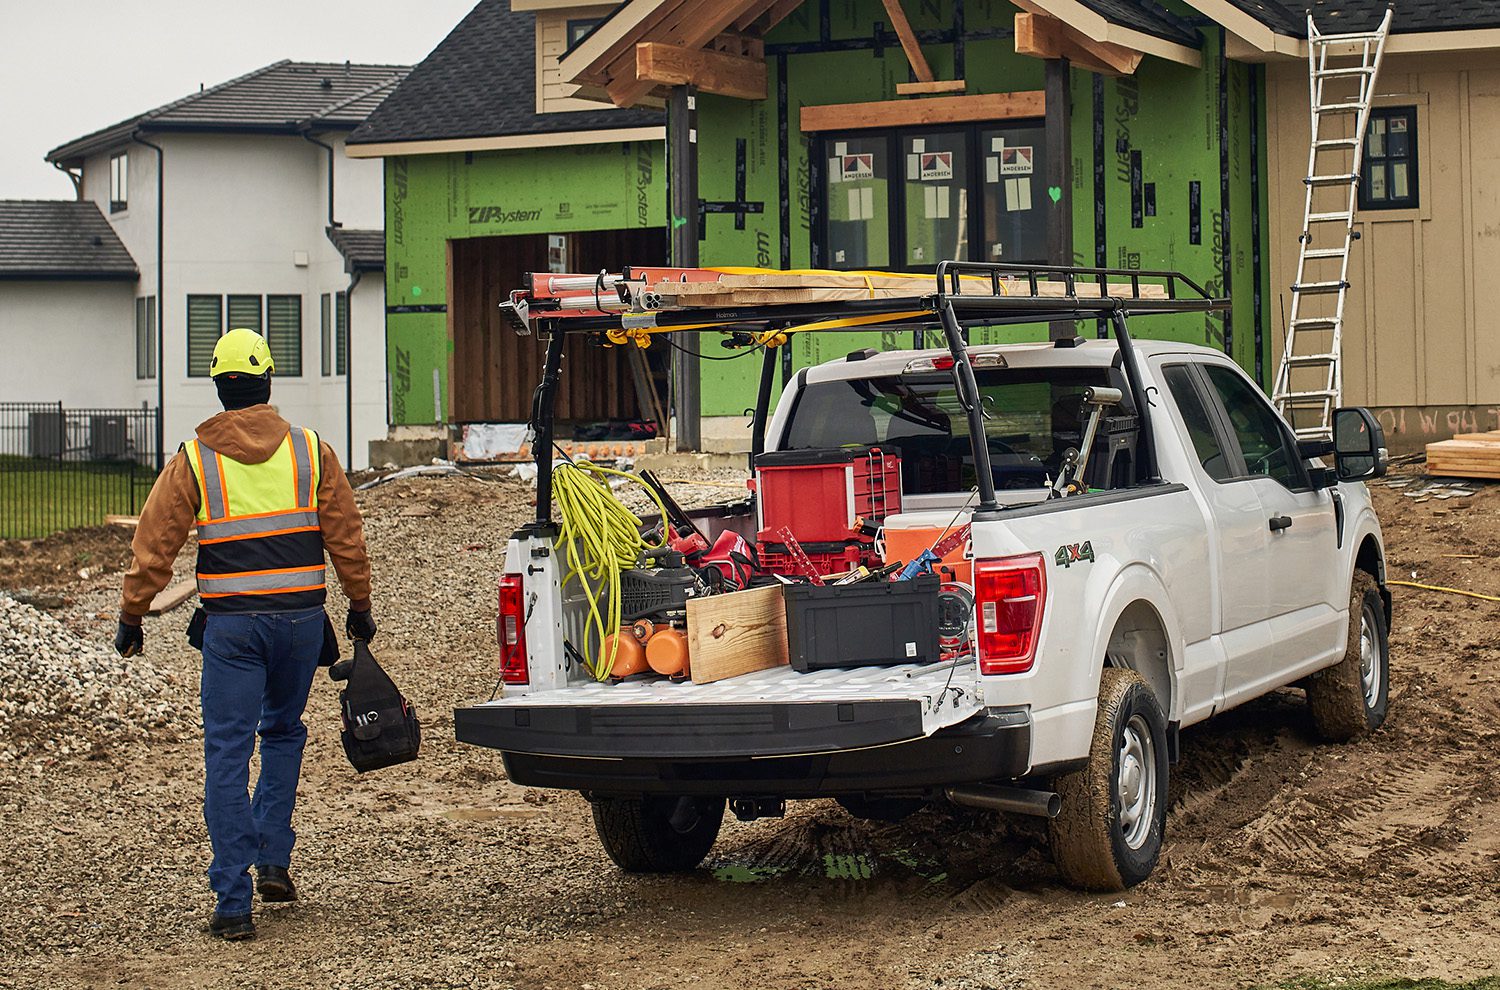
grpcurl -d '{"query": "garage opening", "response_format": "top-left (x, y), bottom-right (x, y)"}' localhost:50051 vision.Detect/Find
top-left (448, 227), bottom-right (668, 427)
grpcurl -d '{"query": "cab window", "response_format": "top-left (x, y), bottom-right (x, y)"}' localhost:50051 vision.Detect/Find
top-left (1202, 365), bottom-right (1305, 489)
top-left (1161, 364), bottom-right (1232, 482)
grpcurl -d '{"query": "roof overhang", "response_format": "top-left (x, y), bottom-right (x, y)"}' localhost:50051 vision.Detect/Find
top-left (0, 270), bottom-right (139, 282)
top-left (1018, 0), bottom-right (1202, 67)
top-left (49, 120), bottom-right (363, 168)
top-left (344, 125), bottom-right (666, 159)
top-left (1185, 2), bottom-right (1500, 62)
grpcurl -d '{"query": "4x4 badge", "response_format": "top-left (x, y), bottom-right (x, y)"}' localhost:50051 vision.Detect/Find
top-left (1055, 541), bottom-right (1095, 568)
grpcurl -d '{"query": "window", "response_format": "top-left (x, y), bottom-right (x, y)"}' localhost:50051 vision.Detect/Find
top-left (227, 294), bottom-right (262, 333)
top-left (1162, 365), bottom-right (1231, 482)
top-left (781, 366), bottom-right (1109, 493)
top-left (266, 295), bottom-right (302, 377)
top-left (320, 294), bottom-right (333, 376)
top-left (110, 152), bottom-right (128, 213)
top-left (134, 296), bottom-right (157, 380)
top-left (819, 122), bottom-right (1047, 270)
top-left (565, 17), bottom-right (601, 50)
top-left (187, 295), bottom-right (223, 377)
top-left (335, 291), bottom-right (348, 376)
top-left (1202, 365), bottom-right (1305, 489)
top-left (1360, 106), bottom-right (1418, 211)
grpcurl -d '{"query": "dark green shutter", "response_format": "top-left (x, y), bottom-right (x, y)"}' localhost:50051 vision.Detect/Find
top-left (187, 295), bottom-right (222, 377)
top-left (227, 294), bottom-right (262, 333)
top-left (266, 295), bottom-right (302, 377)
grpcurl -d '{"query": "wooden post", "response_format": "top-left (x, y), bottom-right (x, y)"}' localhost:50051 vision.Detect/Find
top-left (669, 84), bottom-right (701, 452)
top-left (1045, 57), bottom-right (1074, 341)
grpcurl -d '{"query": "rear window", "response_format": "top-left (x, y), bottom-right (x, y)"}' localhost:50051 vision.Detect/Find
top-left (781, 367), bottom-right (1112, 494)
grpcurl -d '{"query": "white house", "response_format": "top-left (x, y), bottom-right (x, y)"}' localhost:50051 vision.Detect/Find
top-left (32, 60), bottom-right (410, 469)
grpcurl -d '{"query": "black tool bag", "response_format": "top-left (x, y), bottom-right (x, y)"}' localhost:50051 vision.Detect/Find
top-left (330, 640), bottom-right (421, 773)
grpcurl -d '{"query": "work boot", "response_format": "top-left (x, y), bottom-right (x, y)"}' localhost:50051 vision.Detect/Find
top-left (255, 865), bottom-right (297, 903)
top-left (209, 910), bottom-right (255, 940)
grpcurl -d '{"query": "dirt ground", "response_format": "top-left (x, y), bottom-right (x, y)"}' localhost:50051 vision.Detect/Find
top-left (3, 467), bottom-right (1499, 990)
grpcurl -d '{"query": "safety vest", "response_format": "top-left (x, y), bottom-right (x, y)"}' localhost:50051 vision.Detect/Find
top-left (185, 427), bottom-right (327, 613)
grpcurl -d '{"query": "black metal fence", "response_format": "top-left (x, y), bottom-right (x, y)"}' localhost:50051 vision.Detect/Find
top-left (0, 403), bottom-right (160, 539)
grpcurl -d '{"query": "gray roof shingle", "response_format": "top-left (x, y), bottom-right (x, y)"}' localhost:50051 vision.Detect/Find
top-left (326, 227), bottom-right (385, 272)
top-left (1220, 0), bottom-right (1500, 37)
top-left (1078, 0), bottom-right (1203, 46)
top-left (48, 61), bottom-right (411, 165)
top-left (0, 201), bottom-right (138, 280)
top-left (348, 0), bottom-right (661, 147)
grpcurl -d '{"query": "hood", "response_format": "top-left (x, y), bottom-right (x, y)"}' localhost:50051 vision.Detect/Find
top-left (195, 404), bottom-right (292, 464)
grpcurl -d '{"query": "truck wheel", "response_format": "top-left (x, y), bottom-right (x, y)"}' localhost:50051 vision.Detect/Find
top-left (591, 796), bottom-right (725, 873)
top-left (1048, 668), bottom-right (1168, 891)
top-left (1307, 571), bottom-right (1389, 742)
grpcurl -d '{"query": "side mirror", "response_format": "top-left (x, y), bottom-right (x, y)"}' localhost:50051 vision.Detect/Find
top-left (1333, 407), bottom-right (1388, 481)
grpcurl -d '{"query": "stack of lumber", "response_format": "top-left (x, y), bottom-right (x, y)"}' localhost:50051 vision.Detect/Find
top-left (648, 272), bottom-right (1169, 309)
top-left (1425, 430), bottom-right (1500, 479)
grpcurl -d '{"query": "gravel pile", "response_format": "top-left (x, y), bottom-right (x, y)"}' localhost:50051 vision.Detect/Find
top-left (0, 593), bottom-right (186, 769)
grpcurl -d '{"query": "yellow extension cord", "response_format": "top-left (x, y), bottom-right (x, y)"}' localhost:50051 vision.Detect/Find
top-left (1387, 579), bottom-right (1500, 603)
top-left (552, 459), bottom-right (670, 681)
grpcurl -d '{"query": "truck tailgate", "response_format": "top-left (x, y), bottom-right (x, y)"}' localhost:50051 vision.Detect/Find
top-left (454, 661), bottom-right (982, 760)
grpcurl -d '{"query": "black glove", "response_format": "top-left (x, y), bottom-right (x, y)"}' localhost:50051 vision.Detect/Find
top-left (346, 607), bottom-right (377, 643)
top-left (115, 620), bottom-right (143, 658)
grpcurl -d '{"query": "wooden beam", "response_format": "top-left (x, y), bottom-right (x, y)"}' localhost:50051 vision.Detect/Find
top-left (636, 42), bottom-right (767, 100)
top-left (895, 79), bottom-right (967, 95)
top-left (610, 0), bottom-right (780, 107)
top-left (1015, 12), bottom-right (1142, 76)
top-left (879, 0), bottom-right (934, 83)
top-left (800, 90), bottom-right (1045, 132)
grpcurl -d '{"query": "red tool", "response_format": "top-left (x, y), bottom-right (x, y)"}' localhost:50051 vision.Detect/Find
top-left (774, 526), bottom-right (825, 586)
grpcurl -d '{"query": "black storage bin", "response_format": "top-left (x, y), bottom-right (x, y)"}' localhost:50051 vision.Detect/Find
top-left (783, 575), bottom-right (941, 672)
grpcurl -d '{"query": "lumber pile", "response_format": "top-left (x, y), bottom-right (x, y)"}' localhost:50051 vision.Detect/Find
top-left (648, 272), bottom-right (1169, 309)
top-left (1425, 430), bottom-right (1500, 479)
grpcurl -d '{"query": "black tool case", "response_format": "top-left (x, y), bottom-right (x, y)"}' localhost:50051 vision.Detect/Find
top-left (782, 575), bottom-right (941, 672)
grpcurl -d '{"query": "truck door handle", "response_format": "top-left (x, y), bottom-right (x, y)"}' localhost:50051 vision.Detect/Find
top-left (1268, 515), bottom-right (1293, 532)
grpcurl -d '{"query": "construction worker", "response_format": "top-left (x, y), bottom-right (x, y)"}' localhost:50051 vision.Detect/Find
top-left (114, 328), bottom-right (376, 941)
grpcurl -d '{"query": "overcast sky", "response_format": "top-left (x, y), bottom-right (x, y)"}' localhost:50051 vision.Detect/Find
top-left (0, 0), bottom-right (479, 199)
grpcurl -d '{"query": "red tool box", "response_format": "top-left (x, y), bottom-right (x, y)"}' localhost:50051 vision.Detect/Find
top-left (754, 446), bottom-right (902, 544)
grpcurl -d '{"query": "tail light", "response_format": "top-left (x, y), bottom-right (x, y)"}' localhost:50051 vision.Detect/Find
top-left (497, 573), bottom-right (529, 685)
top-left (974, 553), bottom-right (1046, 675)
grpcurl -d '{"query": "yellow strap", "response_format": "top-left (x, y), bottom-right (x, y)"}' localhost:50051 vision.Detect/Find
top-left (753, 310), bottom-right (934, 348)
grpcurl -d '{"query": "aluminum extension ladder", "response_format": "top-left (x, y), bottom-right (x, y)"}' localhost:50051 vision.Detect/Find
top-left (1272, 7), bottom-right (1393, 440)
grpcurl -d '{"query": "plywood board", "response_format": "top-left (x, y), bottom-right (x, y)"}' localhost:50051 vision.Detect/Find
top-left (1426, 438), bottom-right (1500, 479)
top-left (686, 584), bottom-right (789, 685)
top-left (148, 580), bottom-right (197, 616)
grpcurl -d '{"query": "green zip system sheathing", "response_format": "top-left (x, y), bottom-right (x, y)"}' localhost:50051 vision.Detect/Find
top-left (384, 141), bottom-right (665, 424)
top-left (692, 1), bottom-right (1269, 417)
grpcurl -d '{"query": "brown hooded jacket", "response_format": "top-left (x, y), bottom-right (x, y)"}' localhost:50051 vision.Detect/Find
top-left (120, 404), bottom-right (372, 621)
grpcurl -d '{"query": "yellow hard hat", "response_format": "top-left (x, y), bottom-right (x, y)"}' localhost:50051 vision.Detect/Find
top-left (211, 328), bottom-right (275, 377)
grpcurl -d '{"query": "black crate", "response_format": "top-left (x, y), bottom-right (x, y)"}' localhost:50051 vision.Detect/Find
top-left (783, 576), bottom-right (941, 672)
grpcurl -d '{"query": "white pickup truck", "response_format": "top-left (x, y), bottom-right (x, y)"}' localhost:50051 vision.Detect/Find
top-left (455, 263), bottom-right (1391, 891)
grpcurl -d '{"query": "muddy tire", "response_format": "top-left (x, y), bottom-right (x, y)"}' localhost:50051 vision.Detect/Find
top-left (592, 796), bottom-right (724, 873)
top-left (1307, 571), bottom-right (1389, 742)
top-left (1048, 668), bottom-right (1169, 891)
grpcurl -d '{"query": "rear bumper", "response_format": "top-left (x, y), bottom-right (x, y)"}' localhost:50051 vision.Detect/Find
top-left (454, 702), bottom-right (1031, 798)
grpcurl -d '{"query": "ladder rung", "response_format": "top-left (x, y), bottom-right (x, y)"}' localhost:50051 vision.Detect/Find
top-left (1314, 31), bottom-right (1385, 44)
top-left (1314, 138), bottom-right (1360, 149)
top-left (1308, 211), bottom-right (1353, 223)
top-left (1315, 102), bottom-right (1365, 113)
top-left (1291, 317), bottom-right (1341, 330)
top-left (1315, 66), bottom-right (1375, 78)
top-left (1302, 247), bottom-right (1347, 260)
top-left (1305, 173), bottom-right (1358, 186)
top-left (1291, 280), bottom-right (1350, 294)
top-left (1284, 353), bottom-right (1339, 366)
top-left (1282, 389), bottom-right (1339, 402)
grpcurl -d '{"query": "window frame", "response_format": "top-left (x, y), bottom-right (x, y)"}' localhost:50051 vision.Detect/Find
top-left (812, 119), bottom-right (1048, 272)
top-left (135, 296), bottom-right (157, 380)
top-left (109, 152), bottom-right (128, 214)
top-left (565, 17), bottom-right (603, 52)
top-left (1161, 362), bottom-right (1238, 485)
top-left (226, 294), bottom-right (263, 334)
top-left (320, 293), bottom-right (333, 376)
top-left (1183, 361), bottom-right (1314, 493)
top-left (335, 290), bottom-right (348, 376)
top-left (1359, 105), bottom-right (1419, 212)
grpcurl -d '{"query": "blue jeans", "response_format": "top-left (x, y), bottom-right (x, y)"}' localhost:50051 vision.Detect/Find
top-left (200, 607), bottom-right (325, 915)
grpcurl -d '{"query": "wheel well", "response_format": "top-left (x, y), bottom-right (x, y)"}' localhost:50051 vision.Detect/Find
top-left (1104, 601), bottom-right (1171, 718)
top-left (1354, 534), bottom-right (1391, 621)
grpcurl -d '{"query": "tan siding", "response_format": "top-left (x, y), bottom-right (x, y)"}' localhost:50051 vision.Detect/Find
top-left (536, 6), bottom-right (617, 114)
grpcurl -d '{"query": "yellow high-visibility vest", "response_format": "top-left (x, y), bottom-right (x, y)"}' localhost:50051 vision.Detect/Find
top-left (185, 427), bottom-right (326, 612)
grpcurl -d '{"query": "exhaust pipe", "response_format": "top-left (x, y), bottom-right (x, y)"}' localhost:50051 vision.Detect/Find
top-left (945, 784), bottom-right (1061, 819)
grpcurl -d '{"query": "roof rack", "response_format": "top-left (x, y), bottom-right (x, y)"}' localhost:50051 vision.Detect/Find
top-left (512, 262), bottom-right (1227, 534)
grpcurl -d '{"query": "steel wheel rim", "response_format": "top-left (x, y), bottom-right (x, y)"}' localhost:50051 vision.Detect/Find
top-left (1359, 602), bottom-right (1381, 710)
top-left (1117, 714), bottom-right (1157, 851)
